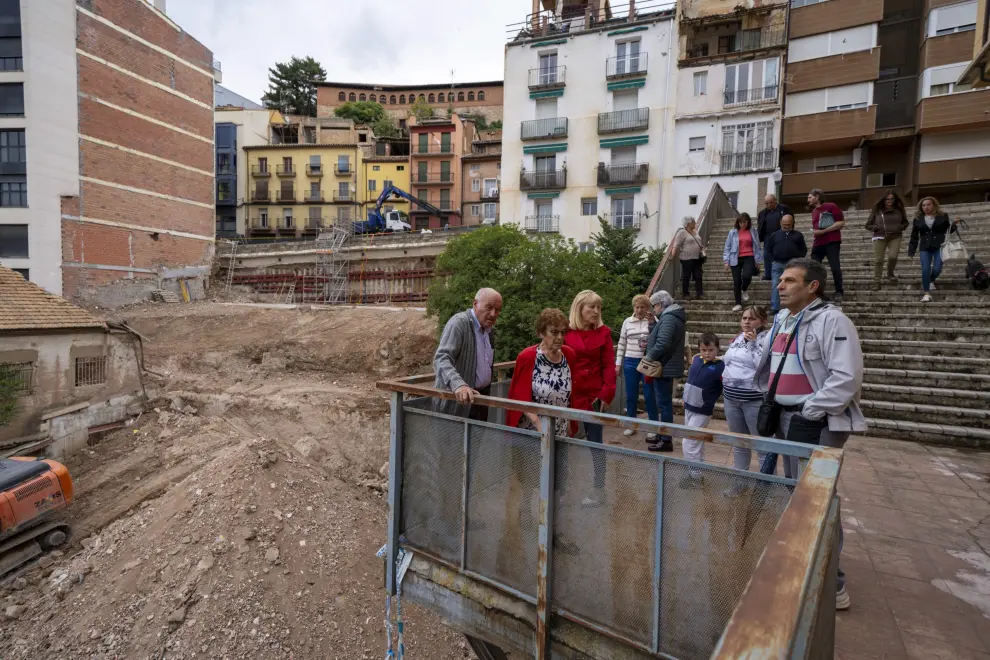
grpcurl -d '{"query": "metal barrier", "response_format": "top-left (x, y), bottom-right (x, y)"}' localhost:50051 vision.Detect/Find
top-left (378, 369), bottom-right (842, 660)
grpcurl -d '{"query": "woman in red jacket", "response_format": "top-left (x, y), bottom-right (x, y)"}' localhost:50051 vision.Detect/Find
top-left (563, 290), bottom-right (616, 506)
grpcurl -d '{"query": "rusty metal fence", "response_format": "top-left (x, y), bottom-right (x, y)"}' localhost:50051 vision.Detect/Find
top-left (380, 372), bottom-right (842, 660)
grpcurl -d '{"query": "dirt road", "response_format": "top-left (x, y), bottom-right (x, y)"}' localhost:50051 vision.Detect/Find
top-left (0, 303), bottom-right (472, 659)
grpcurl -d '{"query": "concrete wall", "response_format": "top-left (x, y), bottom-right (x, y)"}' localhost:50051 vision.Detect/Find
top-left (0, 0), bottom-right (80, 295)
top-left (0, 329), bottom-right (144, 450)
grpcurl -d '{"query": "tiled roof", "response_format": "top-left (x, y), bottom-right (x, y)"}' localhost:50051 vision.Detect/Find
top-left (0, 267), bottom-right (106, 332)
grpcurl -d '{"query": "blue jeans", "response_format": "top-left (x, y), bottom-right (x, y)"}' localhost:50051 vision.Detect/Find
top-left (652, 376), bottom-right (675, 441)
top-left (622, 357), bottom-right (658, 423)
top-left (582, 422), bottom-right (606, 488)
top-left (723, 397), bottom-right (768, 471)
top-left (920, 249), bottom-right (942, 292)
top-left (770, 261), bottom-right (786, 311)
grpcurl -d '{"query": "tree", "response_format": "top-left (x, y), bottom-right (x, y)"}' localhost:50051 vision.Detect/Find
top-left (261, 56), bottom-right (326, 116)
top-left (409, 96), bottom-right (434, 121)
top-left (0, 363), bottom-right (22, 427)
top-left (371, 113), bottom-right (400, 138)
top-left (334, 101), bottom-right (387, 125)
top-left (427, 225), bottom-right (631, 362)
top-left (590, 218), bottom-right (665, 293)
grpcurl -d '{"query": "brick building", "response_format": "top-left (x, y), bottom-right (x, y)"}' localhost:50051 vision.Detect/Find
top-left (0, 0), bottom-right (215, 307)
top-left (316, 81), bottom-right (504, 125)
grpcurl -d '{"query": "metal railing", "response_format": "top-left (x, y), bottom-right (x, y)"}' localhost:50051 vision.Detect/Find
top-left (684, 27), bottom-right (786, 60)
top-left (598, 107), bottom-right (650, 134)
top-left (520, 169), bottom-right (567, 190)
top-left (521, 117), bottom-right (568, 141)
top-left (305, 218), bottom-right (326, 230)
top-left (480, 189), bottom-right (500, 201)
top-left (506, 0), bottom-right (676, 43)
top-left (276, 164), bottom-right (295, 176)
top-left (304, 190), bottom-right (325, 202)
top-left (528, 65), bottom-right (567, 89)
top-left (413, 144), bottom-right (455, 155)
top-left (597, 162), bottom-right (649, 185)
top-left (413, 171), bottom-right (456, 184)
top-left (333, 191), bottom-right (355, 202)
top-left (251, 165), bottom-right (271, 176)
top-left (602, 211), bottom-right (645, 230)
top-left (523, 214), bottom-right (559, 232)
top-left (248, 217), bottom-right (272, 230)
top-left (724, 84), bottom-right (779, 107)
top-left (306, 164), bottom-right (324, 176)
top-left (250, 188), bottom-right (270, 202)
top-left (276, 188), bottom-right (296, 202)
top-left (334, 164), bottom-right (352, 175)
top-left (720, 149), bottom-right (776, 174)
top-left (606, 52), bottom-right (648, 78)
top-left (378, 373), bottom-right (841, 659)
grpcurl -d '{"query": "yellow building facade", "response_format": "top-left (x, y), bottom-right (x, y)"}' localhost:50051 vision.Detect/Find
top-left (361, 156), bottom-right (412, 220)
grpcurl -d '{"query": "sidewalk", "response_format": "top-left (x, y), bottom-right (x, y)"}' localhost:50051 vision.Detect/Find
top-left (606, 419), bottom-right (990, 659)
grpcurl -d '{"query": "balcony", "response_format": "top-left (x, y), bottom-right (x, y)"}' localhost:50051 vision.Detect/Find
top-left (413, 144), bottom-right (455, 155)
top-left (524, 215), bottom-right (559, 233)
top-left (786, 50), bottom-right (880, 95)
top-left (606, 53), bottom-right (648, 80)
top-left (305, 190), bottom-right (325, 202)
top-left (790, 0), bottom-right (884, 40)
top-left (596, 163), bottom-right (648, 186)
top-left (276, 164), bottom-right (295, 177)
top-left (305, 217), bottom-right (326, 230)
top-left (217, 165), bottom-right (234, 176)
top-left (917, 157), bottom-right (990, 185)
top-left (333, 191), bottom-right (355, 203)
top-left (413, 172), bottom-right (456, 185)
top-left (875, 78), bottom-right (918, 131)
top-left (602, 212), bottom-right (644, 230)
top-left (916, 89), bottom-right (990, 134)
top-left (334, 164), bottom-right (353, 175)
top-left (683, 28), bottom-right (786, 63)
top-left (276, 188), bottom-right (296, 203)
top-left (520, 117), bottom-right (568, 141)
top-left (782, 106), bottom-right (876, 150)
top-left (781, 168), bottom-right (863, 197)
top-left (520, 168), bottom-right (567, 190)
top-left (250, 188), bottom-right (270, 202)
top-left (480, 188), bottom-right (500, 201)
top-left (528, 66), bottom-right (566, 90)
top-left (720, 150), bottom-right (776, 174)
top-left (248, 217), bottom-right (273, 231)
top-left (598, 107), bottom-right (649, 134)
top-left (307, 164), bottom-right (324, 177)
top-left (251, 165), bottom-right (271, 177)
top-left (723, 85), bottom-right (779, 108)
top-left (409, 197), bottom-right (454, 212)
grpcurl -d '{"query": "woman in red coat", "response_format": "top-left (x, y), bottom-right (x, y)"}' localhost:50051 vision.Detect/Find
top-left (563, 290), bottom-right (616, 506)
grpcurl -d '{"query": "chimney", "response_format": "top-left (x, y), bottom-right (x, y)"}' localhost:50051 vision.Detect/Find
top-left (153, 0), bottom-right (166, 13)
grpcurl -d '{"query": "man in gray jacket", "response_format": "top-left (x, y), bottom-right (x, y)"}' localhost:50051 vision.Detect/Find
top-left (755, 257), bottom-right (865, 611)
top-left (433, 288), bottom-right (502, 419)
top-left (645, 290), bottom-right (687, 452)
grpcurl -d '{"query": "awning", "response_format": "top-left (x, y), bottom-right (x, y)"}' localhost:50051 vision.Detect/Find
top-left (956, 38), bottom-right (990, 89)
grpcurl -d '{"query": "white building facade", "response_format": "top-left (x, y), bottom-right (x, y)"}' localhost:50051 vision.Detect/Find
top-left (501, 6), bottom-right (678, 249)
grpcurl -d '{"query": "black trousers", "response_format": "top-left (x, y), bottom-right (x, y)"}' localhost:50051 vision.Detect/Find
top-left (468, 385), bottom-right (492, 422)
top-left (680, 258), bottom-right (703, 297)
top-left (731, 256), bottom-right (757, 305)
top-left (811, 242), bottom-right (844, 295)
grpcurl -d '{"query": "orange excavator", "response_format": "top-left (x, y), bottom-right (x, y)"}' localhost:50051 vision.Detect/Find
top-left (0, 457), bottom-right (73, 577)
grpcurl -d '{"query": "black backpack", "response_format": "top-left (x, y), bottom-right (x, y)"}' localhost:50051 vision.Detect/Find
top-left (967, 254), bottom-right (990, 290)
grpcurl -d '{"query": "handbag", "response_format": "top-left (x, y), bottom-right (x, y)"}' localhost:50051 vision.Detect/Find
top-left (686, 231), bottom-right (707, 265)
top-left (940, 220), bottom-right (968, 263)
top-left (817, 210), bottom-right (835, 230)
top-left (636, 358), bottom-right (664, 378)
top-left (756, 321), bottom-right (799, 437)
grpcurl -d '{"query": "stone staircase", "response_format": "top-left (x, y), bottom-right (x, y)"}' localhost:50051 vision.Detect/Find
top-left (673, 201), bottom-right (990, 448)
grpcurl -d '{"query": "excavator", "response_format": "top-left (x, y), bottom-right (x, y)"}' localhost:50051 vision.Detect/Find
top-left (0, 457), bottom-right (73, 578)
top-left (353, 184), bottom-right (457, 234)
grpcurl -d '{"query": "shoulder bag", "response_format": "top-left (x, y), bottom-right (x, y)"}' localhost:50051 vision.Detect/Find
top-left (689, 231), bottom-right (707, 265)
top-left (756, 321), bottom-right (800, 437)
top-left (817, 209), bottom-right (835, 230)
top-left (940, 219), bottom-right (968, 263)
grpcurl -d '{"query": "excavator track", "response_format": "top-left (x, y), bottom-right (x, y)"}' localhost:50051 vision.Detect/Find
top-left (0, 521), bottom-right (71, 579)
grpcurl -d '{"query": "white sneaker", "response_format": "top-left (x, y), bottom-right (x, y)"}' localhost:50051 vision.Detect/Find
top-left (742, 293), bottom-right (750, 302)
top-left (623, 428), bottom-right (635, 437)
top-left (732, 304), bottom-right (743, 312)
top-left (836, 586), bottom-right (850, 610)
top-left (930, 282), bottom-right (937, 291)
top-left (921, 294), bottom-right (933, 302)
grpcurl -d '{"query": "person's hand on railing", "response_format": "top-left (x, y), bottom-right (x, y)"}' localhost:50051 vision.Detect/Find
top-left (454, 385), bottom-right (479, 404)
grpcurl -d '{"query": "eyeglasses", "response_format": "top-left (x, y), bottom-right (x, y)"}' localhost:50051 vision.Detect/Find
top-left (544, 328), bottom-right (566, 336)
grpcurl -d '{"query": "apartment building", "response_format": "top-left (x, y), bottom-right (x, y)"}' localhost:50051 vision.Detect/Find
top-left (671, 0), bottom-right (788, 223)
top-left (362, 155), bottom-right (412, 219)
top-left (316, 81), bottom-right (504, 125)
top-left (407, 114), bottom-right (473, 230)
top-left (0, 0), bottom-right (215, 306)
top-left (502, 0), bottom-right (677, 248)
top-left (461, 130), bottom-right (503, 225)
top-left (779, 0), bottom-right (990, 209)
top-left (242, 119), bottom-right (369, 239)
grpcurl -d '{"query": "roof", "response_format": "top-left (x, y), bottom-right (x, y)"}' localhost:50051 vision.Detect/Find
top-left (364, 155), bottom-right (410, 162)
top-left (316, 80), bottom-right (503, 91)
top-left (215, 85), bottom-right (264, 110)
top-left (0, 267), bottom-right (106, 333)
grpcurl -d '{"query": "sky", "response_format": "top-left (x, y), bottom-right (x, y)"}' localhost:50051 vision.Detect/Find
top-left (167, 0), bottom-right (534, 104)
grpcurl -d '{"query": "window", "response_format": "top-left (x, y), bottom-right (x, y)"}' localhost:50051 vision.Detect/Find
top-left (359, 93), bottom-right (366, 101)
top-left (483, 203), bottom-right (496, 220)
top-left (440, 160), bottom-right (451, 182)
top-left (0, 223), bottom-right (27, 257)
top-left (370, 94), bottom-right (377, 102)
top-left (338, 182), bottom-right (350, 198)
top-left (397, 165), bottom-right (404, 171)
top-left (925, 63), bottom-right (973, 96)
top-left (441, 132), bottom-right (452, 153)
top-left (720, 121), bottom-right (774, 171)
top-left (11, 267), bottom-right (26, 279)
top-left (796, 154), bottom-right (855, 172)
top-left (483, 178), bottom-right (498, 197)
top-left (726, 191), bottom-right (739, 208)
top-left (439, 189), bottom-right (451, 209)
top-left (468, 92), bottom-right (475, 101)
top-left (472, 179), bottom-right (481, 192)
top-left (458, 92), bottom-right (465, 101)
top-left (309, 155), bottom-right (322, 173)
top-left (689, 195), bottom-right (698, 205)
top-left (283, 209), bottom-right (293, 229)
top-left (337, 155), bottom-right (350, 173)
top-left (75, 356), bottom-right (107, 387)
top-left (928, 1), bottom-right (977, 37)
top-left (615, 40), bottom-right (643, 75)
top-left (788, 26), bottom-right (875, 63)
top-left (470, 164), bottom-right (480, 173)
top-left (259, 209), bottom-right (269, 228)
top-left (369, 179), bottom-right (377, 192)
top-left (373, 165), bottom-right (381, 171)
top-left (309, 206), bottom-right (322, 226)
top-left (428, 93), bottom-right (435, 102)
top-left (349, 92), bottom-right (356, 101)
top-left (338, 91), bottom-right (346, 101)
top-left (439, 93), bottom-right (446, 103)
top-left (218, 181), bottom-right (231, 201)
top-left (0, 129), bottom-right (25, 173)
top-left (309, 181), bottom-right (320, 197)
top-left (471, 204), bottom-right (480, 217)
top-left (217, 152), bottom-right (232, 175)
top-left (390, 95), bottom-right (397, 104)
top-left (399, 94), bottom-right (406, 104)
top-left (791, 0), bottom-right (829, 6)
top-left (417, 161), bottom-right (428, 183)
top-left (258, 157), bottom-right (268, 173)
top-left (581, 198), bottom-right (597, 215)
top-left (384, 179), bottom-right (393, 189)
top-left (578, 242), bottom-right (595, 253)
top-left (611, 197), bottom-right (636, 229)
top-left (866, 172), bottom-right (897, 187)
top-left (786, 83), bottom-right (872, 116)
top-left (825, 83), bottom-right (870, 110)
top-left (0, 82), bottom-right (23, 116)
top-left (724, 59), bottom-right (780, 105)
top-left (688, 136), bottom-right (706, 152)
top-left (538, 52), bottom-right (560, 86)
top-left (419, 94), bottom-right (425, 101)
top-left (479, 91), bottom-right (486, 101)
top-left (1, 181), bottom-right (26, 206)
top-left (2, 362), bottom-right (33, 394)
top-left (693, 71), bottom-right (707, 96)
top-left (0, 0), bottom-right (22, 71)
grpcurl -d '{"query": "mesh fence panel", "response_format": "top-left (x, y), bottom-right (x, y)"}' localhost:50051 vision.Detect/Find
top-left (400, 410), bottom-right (465, 564)
top-left (658, 461), bottom-right (792, 660)
top-left (551, 440), bottom-right (660, 647)
top-left (464, 425), bottom-right (542, 597)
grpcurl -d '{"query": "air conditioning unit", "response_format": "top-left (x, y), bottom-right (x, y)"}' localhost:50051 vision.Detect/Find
top-left (865, 172), bottom-right (884, 188)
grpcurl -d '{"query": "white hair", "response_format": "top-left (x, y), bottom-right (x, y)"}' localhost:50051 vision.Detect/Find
top-left (474, 287), bottom-right (500, 302)
top-left (681, 216), bottom-right (696, 228)
top-left (650, 290), bottom-right (673, 309)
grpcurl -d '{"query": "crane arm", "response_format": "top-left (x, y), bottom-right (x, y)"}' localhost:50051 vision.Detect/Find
top-left (376, 184), bottom-right (447, 217)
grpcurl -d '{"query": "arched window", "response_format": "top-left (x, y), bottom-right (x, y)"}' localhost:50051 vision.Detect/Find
top-left (478, 91), bottom-right (485, 101)
top-left (418, 94), bottom-right (425, 101)
top-left (468, 91), bottom-right (475, 101)
top-left (338, 91), bottom-right (346, 101)
top-left (456, 92), bottom-right (464, 102)
top-left (370, 94), bottom-right (376, 102)
top-left (399, 94), bottom-right (406, 104)
top-left (359, 93), bottom-right (366, 101)
top-left (438, 93), bottom-right (445, 103)
top-left (428, 93), bottom-right (435, 102)
top-left (390, 95), bottom-right (397, 104)
top-left (349, 92), bottom-right (356, 101)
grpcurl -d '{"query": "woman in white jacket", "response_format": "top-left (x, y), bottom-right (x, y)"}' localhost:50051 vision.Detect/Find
top-left (721, 306), bottom-right (770, 477)
top-left (615, 294), bottom-right (658, 439)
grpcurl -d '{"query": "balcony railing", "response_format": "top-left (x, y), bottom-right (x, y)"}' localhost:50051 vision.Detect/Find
top-left (307, 164), bottom-right (324, 176)
top-left (334, 191), bottom-right (355, 202)
top-left (217, 165), bottom-right (233, 176)
top-left (305, 190), bottom-right (325, 202)
top-left (524, 215), bottom-right (559, 233)
top-left (528, 65), bottom-right (566, 89)
top-left (276, 164), bottom-right (295, 176)
top-left (248, 217), bottom-right (273, 230)
top-left (598, 107), bottom-right (649, 134)
top-left (720, 150), bottom-right (776, 174)
top-left (251, 165), bottom-right (271, 177)
top-left (413, 172), bottom-right (456, 184)
top-left (413, 144), bottom-right (455, 155)
top-left (684, 27), bottom-right (786, 60)
top-left (521, 117), bottom-right (568, 141)
top-left (480, 188), bottom-right (500, 201)
top-left (305, 217), bottom-right (326, 230)
top-left (334, 164), bottom-right (352, 175)
top-left (276, 189), bottom-right (296, 202)
top-left (520, 168), bottom-right (567, 190)
top-left (602, 212), bottom-right (645, 230)
top-left (597, 163), bottom-right (649, 186)
top-left (724, 84), bottom-right (779, 107)
top-left (606, 53), bottom-right (648, 79)
top-left (250, 188), bottom-right (270, 202)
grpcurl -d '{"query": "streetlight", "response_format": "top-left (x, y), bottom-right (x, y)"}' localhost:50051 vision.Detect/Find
top-left (771, 167), bottom-right (783, 198)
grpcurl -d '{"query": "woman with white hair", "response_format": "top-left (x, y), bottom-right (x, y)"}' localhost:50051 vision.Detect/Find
top-left (643, 290), bottom-right (687, 452)
top-left (670, 216), bottom-right (707, 299)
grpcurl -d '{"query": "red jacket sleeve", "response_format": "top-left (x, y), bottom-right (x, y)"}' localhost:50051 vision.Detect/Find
top-left (505, 346), bottom-right (537, 430)
top-left (598, 326), bottom-right (617, 405)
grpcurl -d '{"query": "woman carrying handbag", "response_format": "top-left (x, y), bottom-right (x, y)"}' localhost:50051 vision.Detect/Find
top-left (907, 196), bottom-right (959, 302)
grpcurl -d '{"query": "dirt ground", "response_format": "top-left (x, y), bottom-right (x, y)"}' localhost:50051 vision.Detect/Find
top-left (0, 302), bottom-right (474, 660)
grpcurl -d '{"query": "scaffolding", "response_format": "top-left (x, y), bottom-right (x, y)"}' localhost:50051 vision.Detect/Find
top-left (309, 225), bottom-right (351, 304)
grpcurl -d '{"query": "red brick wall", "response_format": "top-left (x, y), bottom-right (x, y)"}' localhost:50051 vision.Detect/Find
top-left (68, 0), bottom-right (215, 304)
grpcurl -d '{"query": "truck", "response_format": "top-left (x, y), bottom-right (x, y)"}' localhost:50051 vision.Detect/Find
top-left (352, 184), bottom-right (444, 235)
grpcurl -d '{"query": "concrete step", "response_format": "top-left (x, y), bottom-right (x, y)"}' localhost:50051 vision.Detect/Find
top-left (682, 300), bottom-right (988, 316)
top-left (690, 321), bottom-right (987, 343)
top-left (861, 382), bottom-right (990, 408)
top-left (675, 290), bottom-right (988, 304)
top-left (862, 354), bottom-right (990, 377)
top-left (685, 309), bottom-right (990, 329)
top-left (696, 276), bottom-right (976, 291)
top-left (863, 367), bottom-right (990, 389)
top-left (686, 332), bottom-right (990, 358)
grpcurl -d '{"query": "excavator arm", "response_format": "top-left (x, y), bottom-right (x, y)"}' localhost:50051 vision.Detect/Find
top-left (375, 184), bottom-right (452, 218)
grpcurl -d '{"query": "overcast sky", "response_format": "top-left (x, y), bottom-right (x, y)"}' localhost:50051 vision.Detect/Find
top-left (168, 0), bottom-right (532, 104)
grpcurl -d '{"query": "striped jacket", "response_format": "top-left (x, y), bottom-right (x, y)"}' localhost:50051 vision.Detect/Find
top-left (432, 310), bottom-right (495, 417)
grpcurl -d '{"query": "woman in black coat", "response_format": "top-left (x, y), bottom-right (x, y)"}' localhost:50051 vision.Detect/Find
top-left (907, 196), bottom-right (957, 302)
